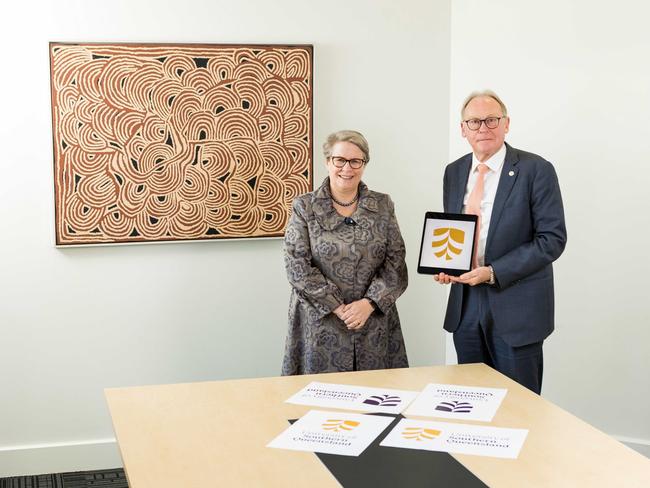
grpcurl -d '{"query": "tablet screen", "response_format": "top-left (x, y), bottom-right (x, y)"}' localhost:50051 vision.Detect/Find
top-left (417, 212), bottom-right (478, 276)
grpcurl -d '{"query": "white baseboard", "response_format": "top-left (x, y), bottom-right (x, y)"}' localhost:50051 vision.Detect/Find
top-left (0, 439), bottom-right (122, 478)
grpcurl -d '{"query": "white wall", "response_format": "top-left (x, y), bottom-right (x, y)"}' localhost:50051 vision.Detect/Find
top-left (0, 0), bottom-right (451, 475)
top-left (4, 0), bottom-right (647, 477)
top-left (449, 0), bottom-right (650, 456)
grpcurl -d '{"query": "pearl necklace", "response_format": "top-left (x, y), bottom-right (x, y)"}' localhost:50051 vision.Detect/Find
top-left (331, 192), bottom-right (359, 207)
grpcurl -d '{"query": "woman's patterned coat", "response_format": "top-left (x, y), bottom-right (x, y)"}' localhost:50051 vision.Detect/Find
top-left (282, 177), bottom-right (409, 375)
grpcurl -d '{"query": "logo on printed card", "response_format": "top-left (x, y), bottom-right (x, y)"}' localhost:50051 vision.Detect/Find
top-left (402, 427), bottom-right (442, 441)
top-left (322, 419), bottom-right (360, 432)
top-left (435, 400), bottom-right (473, 413)
top-left (362, 394), bottom-right (402, 407)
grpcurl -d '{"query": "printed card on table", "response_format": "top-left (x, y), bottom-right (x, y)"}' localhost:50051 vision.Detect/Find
top-left (267, 409), bottom-right (394, 456)
top-left (380, 418), bottom-right (528, 459)
top-left (404, 383), bottom-right (507, 422)
top-left (286, 381), bottom-right (419, 414)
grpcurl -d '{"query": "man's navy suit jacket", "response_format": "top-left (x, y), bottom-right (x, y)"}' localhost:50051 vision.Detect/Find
top-left (443, 143), bottom-right (567, 347)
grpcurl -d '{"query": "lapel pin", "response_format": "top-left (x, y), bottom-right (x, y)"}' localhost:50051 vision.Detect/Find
top-left (508, 170), bottom-right (515, 176)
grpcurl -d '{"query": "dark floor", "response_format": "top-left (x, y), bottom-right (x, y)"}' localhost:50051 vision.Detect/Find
top-left (0, 469), bottom-right (128, 488)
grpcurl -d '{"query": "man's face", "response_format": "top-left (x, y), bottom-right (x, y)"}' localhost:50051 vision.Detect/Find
top-left (461, 96), bottom-right (510, 162)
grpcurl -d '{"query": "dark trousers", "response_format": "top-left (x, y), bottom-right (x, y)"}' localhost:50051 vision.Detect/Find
top-left (453, 285), bottom-right (544, 394)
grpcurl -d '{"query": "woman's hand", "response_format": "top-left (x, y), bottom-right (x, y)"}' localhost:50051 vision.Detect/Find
top-left (341, 299), bottom-right (374, 330)
top-left (333, 304), bottom-right (347, 320)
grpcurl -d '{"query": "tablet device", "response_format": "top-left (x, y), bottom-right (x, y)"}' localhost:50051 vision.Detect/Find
top-left (417, 212), bottom-right (478, 276)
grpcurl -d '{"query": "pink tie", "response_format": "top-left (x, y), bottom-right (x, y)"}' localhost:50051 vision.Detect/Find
top-left (466, 163), bottom-right (489, 269)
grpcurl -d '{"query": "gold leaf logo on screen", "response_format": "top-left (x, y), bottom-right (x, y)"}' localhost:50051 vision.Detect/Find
top-left (322, 419), bottom-right (360, 432)
top-left (402, 427), bottom-right (441, 441)
top-left (432, 227), bottom-right (465, 260)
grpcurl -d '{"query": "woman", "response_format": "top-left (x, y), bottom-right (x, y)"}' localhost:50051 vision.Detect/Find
top-left (282, 130), bottom-right (409, 375)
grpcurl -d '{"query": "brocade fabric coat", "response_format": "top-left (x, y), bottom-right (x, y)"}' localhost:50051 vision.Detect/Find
top-left (281, 177), bottom-right (409, 375)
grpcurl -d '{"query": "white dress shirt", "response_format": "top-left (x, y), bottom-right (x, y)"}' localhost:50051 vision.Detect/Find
top-left (462, 144), bottom-right (506, 267)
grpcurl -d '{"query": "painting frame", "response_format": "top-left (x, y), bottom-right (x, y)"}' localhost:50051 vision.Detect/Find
top-left (49, 41), bottom-right (313, 246)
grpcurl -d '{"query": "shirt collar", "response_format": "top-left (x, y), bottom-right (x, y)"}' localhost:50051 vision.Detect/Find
top-left (471, 143), bottom-right (507, 173)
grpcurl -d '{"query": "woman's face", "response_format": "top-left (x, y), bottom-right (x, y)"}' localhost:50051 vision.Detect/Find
top-left (326, 141), bottom-right (366, 195)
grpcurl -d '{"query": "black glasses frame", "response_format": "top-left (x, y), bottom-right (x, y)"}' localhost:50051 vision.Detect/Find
top-left (463, 116), bottom-right (505, 131)
top-left (329, 156), bottom-right (366, 169)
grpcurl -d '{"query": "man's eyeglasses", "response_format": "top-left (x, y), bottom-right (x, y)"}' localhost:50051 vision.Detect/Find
top-left (330, 156), bottom-right (366, 169)
top-left (463, 116), bottom-right (505, 131)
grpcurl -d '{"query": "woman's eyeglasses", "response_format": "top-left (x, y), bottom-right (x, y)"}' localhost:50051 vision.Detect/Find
top-left (330, 156), bottom-right (366, 169)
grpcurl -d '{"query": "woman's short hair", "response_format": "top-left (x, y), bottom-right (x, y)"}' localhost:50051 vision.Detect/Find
top-left (460, 90), bottom-right (508, 119)
top-left (322, 130), bottom-right (370, 163)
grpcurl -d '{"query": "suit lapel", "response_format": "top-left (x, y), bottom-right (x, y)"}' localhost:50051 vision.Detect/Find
top-left (451, 155), bottom-right (472, 213)
top-left (485, 143), bottom-right (519, 252)
top-left (312, 177), bottom-right (342, 231)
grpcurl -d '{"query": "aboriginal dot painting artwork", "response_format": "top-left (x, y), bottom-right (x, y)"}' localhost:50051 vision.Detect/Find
top-left (49, 43), bottom-right (313, 245)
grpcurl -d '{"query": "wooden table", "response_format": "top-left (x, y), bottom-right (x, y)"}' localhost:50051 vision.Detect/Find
top-left (105, 364), bottom-right (650, 487)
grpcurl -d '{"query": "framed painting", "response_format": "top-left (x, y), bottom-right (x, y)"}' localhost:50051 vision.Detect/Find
top-left (49, 42), bottom-right (313, 245)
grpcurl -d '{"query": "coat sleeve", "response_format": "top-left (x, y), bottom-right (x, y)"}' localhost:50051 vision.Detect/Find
top-left (490, 160), bottom-right (567, 287)
top-left (364, 196), bottom-right (408, 313)
top-left (443, 165), bottom-right (451, 212)
top-left (284, 198), bottom-right (344, 319)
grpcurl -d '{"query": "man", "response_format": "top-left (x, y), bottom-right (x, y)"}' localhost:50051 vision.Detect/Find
top-left (435, 90), bottom-right (566, 394)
